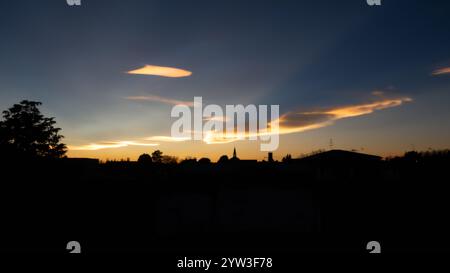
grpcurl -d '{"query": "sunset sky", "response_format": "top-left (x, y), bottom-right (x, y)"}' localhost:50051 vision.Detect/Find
top-left (1, 0), bottom-right (450, 161)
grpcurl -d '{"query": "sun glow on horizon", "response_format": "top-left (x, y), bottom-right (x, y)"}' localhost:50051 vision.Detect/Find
top-left (68, 95), bottom-right (412, 152)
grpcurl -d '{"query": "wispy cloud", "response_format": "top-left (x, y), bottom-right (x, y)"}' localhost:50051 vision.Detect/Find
top-left (68, 141), bottom-right (159, 151)
top-left (145, 136), bottom-right (191, 142)
top-left (125, 95), bottom-right (194, 106)
top-left (432, 67), bottom-right (450, 76)
top-left (69, 95), bottom-right (413, 150)
top-left (202, 96), bottom-right (413, 144)
top-left (126, 65), bottom-right (192, 78)
top-left (371, 90), bottom-right (385, 96)
top-left (278, 96), bottom-right (412, 134)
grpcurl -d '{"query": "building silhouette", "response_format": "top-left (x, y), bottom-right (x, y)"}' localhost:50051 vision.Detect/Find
top-left (230, 147), bottom-right (240, 162)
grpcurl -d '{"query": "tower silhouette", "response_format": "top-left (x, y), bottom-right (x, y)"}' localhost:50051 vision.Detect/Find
top-left (268, 152), bottom-right (274, 162)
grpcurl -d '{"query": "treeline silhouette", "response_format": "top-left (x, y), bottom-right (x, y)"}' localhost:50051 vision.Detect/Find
top-left (1, 101), bottom-right (449, 253)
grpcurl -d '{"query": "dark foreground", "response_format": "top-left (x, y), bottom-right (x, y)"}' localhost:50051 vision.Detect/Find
top-left (1, 150), bottom-right (449, 255)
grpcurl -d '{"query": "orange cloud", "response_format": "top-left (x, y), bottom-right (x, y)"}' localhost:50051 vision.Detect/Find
top-left (203, 96), bottom-right (413, 143)
top-left (145, 136), bottom-right (191, 142)
top-left (126, 65), bottom-right (192, 78)
top-left (69, 95), bottom-right (412, 150)
top-left (432, 67), bottom-right (450, 76)
top-left (125, 95), bottom-right (194, 106)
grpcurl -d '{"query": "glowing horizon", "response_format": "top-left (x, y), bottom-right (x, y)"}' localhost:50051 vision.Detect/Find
top-left (67, 95), bottom-right (413, 156)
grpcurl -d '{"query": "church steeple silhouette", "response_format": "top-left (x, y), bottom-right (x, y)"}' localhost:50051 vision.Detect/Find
top-left (230, 147), bottom-right (240, 161)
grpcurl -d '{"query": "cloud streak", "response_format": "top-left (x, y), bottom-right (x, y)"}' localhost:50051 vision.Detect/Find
top-left (277, 96), bottom-right (412, 134)
top-left (69, 95), bottom-right (412, 150)
top-left (145, 136), bottom-right (191, 142)
top-left (125, 95), bottom-right (194, 106)
top-left (126, 65), bottom-right (192, 78)
top-left (432, 67), bottom-right (450, 76)
top-left (68, 141), bottom-right (159, 151)
top-left (202, 96), bottom-right (413, 144)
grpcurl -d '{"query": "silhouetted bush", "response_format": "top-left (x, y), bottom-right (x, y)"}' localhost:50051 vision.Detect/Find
top-left (198, 158), bottom-right (211, 165)
top-left (138, 153), bottom-right (153, 165)
top-left (218, 155), bottom-right (229, 164)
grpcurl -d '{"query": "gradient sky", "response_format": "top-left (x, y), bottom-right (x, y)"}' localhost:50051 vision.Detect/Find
top-left (1, 0), bottom-right (450, 161)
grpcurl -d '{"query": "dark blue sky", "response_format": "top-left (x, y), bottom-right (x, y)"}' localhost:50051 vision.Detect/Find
top-left (1, 0), bottom-right (450, 160)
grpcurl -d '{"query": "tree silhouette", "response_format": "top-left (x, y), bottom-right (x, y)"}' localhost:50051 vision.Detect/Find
top-left (152, 150), bottom-right (163, 163)
top-left (162, 155), bottom-right (178, 165)
top-left (282, 154), bottom-right (292, 163)
top-left (198, 158), bottom-right (211, 165)
top-left (138, 153), bottom-right (153, 165)
top-left (0, 100), bottom-right (67, 158)
top-left (218, 155), bottom-right (229, 164)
